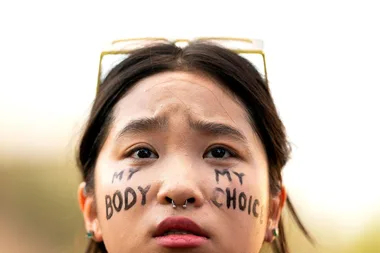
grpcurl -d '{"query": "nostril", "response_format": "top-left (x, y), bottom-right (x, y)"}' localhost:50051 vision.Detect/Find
top-left (165, 197), bottom-right (172, 203)
top-left (165, 197), bottom-right (196, 204)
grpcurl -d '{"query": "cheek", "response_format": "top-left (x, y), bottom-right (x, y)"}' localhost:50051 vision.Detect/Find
top-left (211, 179), bottom-right (267, 221)
top-left (93, 167), bottom-right (156, 253)
top-left (94, 167), bottom-right (153, 230)
top-left (210, 168), bottom-right (269, 243)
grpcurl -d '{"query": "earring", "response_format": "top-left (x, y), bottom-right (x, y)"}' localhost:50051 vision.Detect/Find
top-left (272, 228), bottom-right (279, 238)
top-left (86, 231), bottom-right (94, 239)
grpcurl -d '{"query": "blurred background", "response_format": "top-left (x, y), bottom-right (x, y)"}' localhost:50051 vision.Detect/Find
top-left (0, 0), bottom-right (379, 252)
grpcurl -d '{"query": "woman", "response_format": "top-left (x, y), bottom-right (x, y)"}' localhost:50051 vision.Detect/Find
top-left (76, 41), bottom-right (311, 253)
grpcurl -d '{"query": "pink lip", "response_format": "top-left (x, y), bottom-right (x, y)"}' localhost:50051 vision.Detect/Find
top-left (153, 216), bottom-right (209, 248)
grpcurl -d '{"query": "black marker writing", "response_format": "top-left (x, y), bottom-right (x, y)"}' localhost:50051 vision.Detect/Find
top-left (248, 196), bottom-right (252, 215)
top-left (112, 168), bottom-right (140, 183)
top-left (214, 169), bottom-right (245, 185)
top-left (211, 187), bottom-right (260, 219)
top-left (128, 168), bottom-right (139, 180)
top-left (124, 187), bottom-right (137, 210)
top-left (215, 169), bottom-right (232, 183)
top-left (226, 187), bottom-right (236, 209)
top-left (112, 170), bottom-right (124, 183)
top-left (232, 171), bottom-right (245, 185)
top-left (105, 184), bottom-right (151, 220)
top-left (113, 190), bottom-right (123, 212)
top-left (105, 195), bottom-right (113, 220)
top-left (211, 187), bottom-right (224, 208)
top-left (252, 199), bottom-right (260, 218)
top-left (138, 185), bottom-right (151, 205)
top-left (238, 192), bottom-right (247, 211)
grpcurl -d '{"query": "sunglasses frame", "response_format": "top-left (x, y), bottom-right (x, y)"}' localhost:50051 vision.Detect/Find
top-left (96, 37), bottom-right (268, 93)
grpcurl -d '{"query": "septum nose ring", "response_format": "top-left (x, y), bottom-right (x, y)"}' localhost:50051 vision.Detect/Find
top-left (171, 200), bottom-right (188, 209)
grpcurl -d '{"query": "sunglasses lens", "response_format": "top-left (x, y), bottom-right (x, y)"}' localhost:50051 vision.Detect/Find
top-left (112, 39), bottom-right (169, 50)
top-left (197, 39), bottom-right (266, 79)
top-left (240, 53), bottom-right (266, 79)
top-left (99, 39), bottom-right (267, 86)
top-left (100, 54), bottom-right (129, 83)
top-left (99, 39), bottom-right (171, 83)
top-left (198, 38), bottom-right (263, 51)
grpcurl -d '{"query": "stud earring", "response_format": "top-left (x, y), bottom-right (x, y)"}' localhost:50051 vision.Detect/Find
top-left (272, 228), bottom-right (279, 238)
top-left (86, 231), bottom-right (94, 239)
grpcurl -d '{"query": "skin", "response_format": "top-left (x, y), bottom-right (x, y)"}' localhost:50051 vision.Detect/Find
top-left (78, 71), bottom-right (286, 253)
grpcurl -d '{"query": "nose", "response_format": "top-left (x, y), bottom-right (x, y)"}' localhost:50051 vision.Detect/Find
top-left (157, 181), bottom-right (205, 209)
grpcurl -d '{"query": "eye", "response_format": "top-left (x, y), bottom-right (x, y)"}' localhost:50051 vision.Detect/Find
top-left (126, 147), bottom-right (158, 159)
top-left (204, 146), bottom-right (234, 159)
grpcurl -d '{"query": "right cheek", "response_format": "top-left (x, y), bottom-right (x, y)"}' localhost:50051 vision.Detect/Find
top-left (96, 183), bottom-right (152, 221)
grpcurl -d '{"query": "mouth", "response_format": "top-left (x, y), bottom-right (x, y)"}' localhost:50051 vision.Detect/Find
top-left (153, 216), bottom-right (209, 248)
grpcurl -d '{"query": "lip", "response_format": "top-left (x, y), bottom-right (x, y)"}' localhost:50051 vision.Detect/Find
top-left (153, 216), bottom-right (209, 248)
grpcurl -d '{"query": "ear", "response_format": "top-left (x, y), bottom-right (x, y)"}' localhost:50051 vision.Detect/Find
top-left (264, 186), bottom-right (286, 242)
top-left (78, 182), bottom-right (103, 242)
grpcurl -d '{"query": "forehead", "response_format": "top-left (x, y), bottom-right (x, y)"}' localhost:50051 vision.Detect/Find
top-left (113, 71), bottom-right (249, 125)
top-left (106, 71), bottom-right (267, 166)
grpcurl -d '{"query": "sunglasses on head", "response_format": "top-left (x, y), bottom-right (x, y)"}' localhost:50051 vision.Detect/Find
top-left (97, 37), bottom-right (268, 93)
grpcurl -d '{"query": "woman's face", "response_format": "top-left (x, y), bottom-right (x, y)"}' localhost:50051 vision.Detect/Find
top-left (85, 71), bottom-right (274, 253)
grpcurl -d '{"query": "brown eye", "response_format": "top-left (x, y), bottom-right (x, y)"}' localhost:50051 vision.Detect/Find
top-left (128, 147), bottom-right (158, 159)
top-left (205, 147), bottom-right (232, 159)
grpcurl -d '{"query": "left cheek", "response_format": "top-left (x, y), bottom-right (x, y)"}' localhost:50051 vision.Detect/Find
top-left (212, 184), bottom-right (265, 222)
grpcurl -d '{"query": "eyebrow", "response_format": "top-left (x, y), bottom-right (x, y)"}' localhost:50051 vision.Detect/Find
top-left (116, 116), bottom-right (249, 147)
top-left (116, 116), bottom-right (168, 139)
top-left (189, 119), bottom-right (249, 145)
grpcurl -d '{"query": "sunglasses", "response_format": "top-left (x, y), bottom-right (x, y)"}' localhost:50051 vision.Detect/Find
top-left (97, 37), bottom-right (268, 92)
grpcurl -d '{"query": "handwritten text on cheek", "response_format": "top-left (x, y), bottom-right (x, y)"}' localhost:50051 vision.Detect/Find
top-left (105, 168), bottom-right (151, 220)
top-left (212, 169), bottom-right (261, 219)
top-left (105, 185), bottom-right (151, 220)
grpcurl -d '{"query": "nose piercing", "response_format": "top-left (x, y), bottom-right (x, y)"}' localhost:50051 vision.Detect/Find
top-left (171, 199), bottom-right (188, 209)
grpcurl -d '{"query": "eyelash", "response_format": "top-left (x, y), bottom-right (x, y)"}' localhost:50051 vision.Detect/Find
top-left (124, 146), bottom-right (159, 159)
top-left (124, 145), bottom-right (237, 160)
top-left (203, 145), bottom-right (237, 159)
